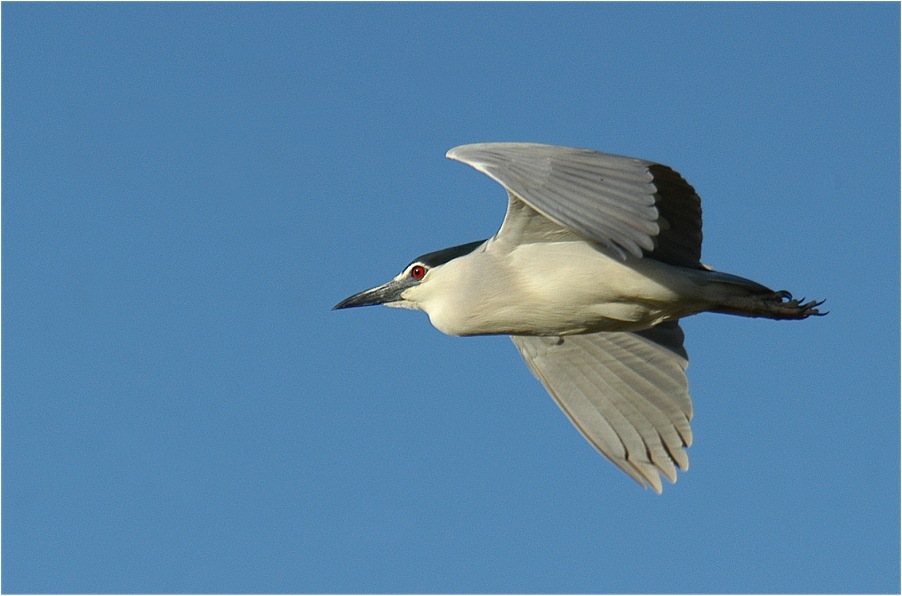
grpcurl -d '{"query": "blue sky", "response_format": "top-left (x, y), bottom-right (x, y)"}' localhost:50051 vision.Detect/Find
top-left (3, 3), bottom-right (898, 593)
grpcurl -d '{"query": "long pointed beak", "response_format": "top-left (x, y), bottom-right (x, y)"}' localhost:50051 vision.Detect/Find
top-left (333, 278), bottom-right (412, 310)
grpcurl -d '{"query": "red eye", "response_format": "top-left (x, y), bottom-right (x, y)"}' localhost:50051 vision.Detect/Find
top-left (411, 265), bottom-right (427, 280)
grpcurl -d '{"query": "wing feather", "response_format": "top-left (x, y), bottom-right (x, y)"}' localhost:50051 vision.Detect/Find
top-left (511, 322), bottom-right (692, 493)
top-left (447, 142), bottom-right (703, 267)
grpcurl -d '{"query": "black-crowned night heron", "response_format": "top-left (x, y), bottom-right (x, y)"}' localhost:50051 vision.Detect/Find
top-left (334, 143), bottom-right (823, 493)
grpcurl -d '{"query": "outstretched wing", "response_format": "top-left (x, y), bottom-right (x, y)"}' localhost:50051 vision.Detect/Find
top-left (447, 142), bottom-right (703, 268)
top-left (511, 322), bottom-right (693, 493)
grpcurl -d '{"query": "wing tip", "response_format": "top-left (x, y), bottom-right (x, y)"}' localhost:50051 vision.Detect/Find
top-left (446, 142), bottom-right (495, 162)
top-left (446, 142), bottom-right (554, 163)
top-left (445, 145), bottom-right (465, 161)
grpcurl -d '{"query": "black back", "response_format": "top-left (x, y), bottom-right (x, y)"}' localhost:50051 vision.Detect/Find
top-left (646, 164), bottom-right (704, 269)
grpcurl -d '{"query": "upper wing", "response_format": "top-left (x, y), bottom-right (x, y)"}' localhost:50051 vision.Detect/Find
top-left (447, 142), bottom-right (703, 267)
top-left (511, 322), bottom-right (693, 493)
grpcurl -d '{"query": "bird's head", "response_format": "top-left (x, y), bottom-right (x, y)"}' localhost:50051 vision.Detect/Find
top-left (333, 239), bottom-right (486, 313)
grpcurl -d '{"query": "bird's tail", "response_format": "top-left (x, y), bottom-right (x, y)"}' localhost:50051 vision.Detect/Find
top-left (703, 271), bottom-right (826, 320)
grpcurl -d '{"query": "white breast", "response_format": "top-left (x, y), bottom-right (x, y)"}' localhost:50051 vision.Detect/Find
top-left (419, 240), bottom-right (715, 337)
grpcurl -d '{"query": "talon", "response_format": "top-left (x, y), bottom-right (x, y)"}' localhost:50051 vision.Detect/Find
top-left (802, 299), bottom-right (828, 316)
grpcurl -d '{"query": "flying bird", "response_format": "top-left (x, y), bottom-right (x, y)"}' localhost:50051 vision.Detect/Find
top-left (334, 143), bottom-right (823, 493)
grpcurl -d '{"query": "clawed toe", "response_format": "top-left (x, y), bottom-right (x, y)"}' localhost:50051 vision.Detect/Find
top-left (768, 291), bottom-right (827, 318)
top-left (802, 299), bottom-right (828, 316)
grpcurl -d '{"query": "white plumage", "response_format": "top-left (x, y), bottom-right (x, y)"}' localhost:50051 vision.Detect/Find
top-left (335, 143), bottom-right (823, 492)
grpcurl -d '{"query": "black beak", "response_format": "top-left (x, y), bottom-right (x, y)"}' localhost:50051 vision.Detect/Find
top-left (332, 278), bottom-right (412, 310)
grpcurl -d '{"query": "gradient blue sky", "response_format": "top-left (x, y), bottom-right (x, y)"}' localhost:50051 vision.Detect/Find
top-left (3, 3), bottom-right (899, 593)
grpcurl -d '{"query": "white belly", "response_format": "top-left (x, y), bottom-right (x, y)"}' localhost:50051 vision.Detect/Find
top-left (424, 241), bottom-right (716, 337)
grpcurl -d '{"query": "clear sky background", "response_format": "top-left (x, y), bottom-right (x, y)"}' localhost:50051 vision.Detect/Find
top-left (3, 3), bottom-right (899, 593)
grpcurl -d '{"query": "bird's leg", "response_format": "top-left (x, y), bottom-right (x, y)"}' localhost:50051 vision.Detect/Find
top-left (712, 291), bottom-right (826, 320)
